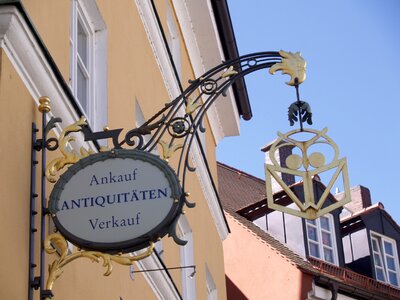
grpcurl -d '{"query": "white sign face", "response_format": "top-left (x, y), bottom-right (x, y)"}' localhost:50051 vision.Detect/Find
top-left (49, 150), bottom-right (181, 252)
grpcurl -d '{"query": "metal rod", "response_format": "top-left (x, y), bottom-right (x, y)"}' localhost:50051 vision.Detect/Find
top-left (134, 265), bottom-right (195, 273)
top-left (28, 123), bottom-right (38, 300)
top-left (40, 110), bottom-right (47, 299)
top-left (294, 78), bottom-right (303, 131)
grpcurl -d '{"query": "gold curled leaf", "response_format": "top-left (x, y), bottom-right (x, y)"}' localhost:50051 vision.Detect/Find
top-left (158, 140), bottom-right (183, 161)
top-left (45, 117), bottom-right (94, 182)
top-left (221, 66), bottom-right (238, 78)
top-left (269, 50), bottom-right (306, 86)
top-left (44, 233), bottom-right (154, 293)
top-left (185, 97), bottom-right (202, 115)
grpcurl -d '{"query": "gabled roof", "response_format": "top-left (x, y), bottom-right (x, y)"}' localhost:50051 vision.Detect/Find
top-left (225, 207), bottom-right (317, 274)
top-left (341, 202), bottom-right (400, 234)
top-left (217, 162), bottom-right (265, 212)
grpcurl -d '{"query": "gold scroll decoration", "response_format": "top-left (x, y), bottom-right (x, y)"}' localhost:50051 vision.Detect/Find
top-left (46, 117), bottom-right (94, 183)
top-left (158, 140), bottom-right (183, 162)
top-left (269, 50), bottom-right (306, 86)
top-left (265, 128), bottom-right (351, 220)
top-left (44, 233), bottom-right (154, 297)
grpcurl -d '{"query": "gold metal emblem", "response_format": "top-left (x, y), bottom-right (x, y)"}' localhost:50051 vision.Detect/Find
top-left (265, 128), bottom-right (351, 220)
top-left (46, 117), bottom-right (94, 182)
top-left (269, 50), bottom-right (306, 86)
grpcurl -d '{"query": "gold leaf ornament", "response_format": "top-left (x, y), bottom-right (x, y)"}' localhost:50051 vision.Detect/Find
top-left (45, 117), bottom-right (94, 182)
top-left (44, 233), bottom-right (154, 294)
top-left (269, 50), bottom-right (306, 86)
top-left (185, 97), bottom-right (202, 115)
top-left (158, 140), bottom-right (183, 161)
top-left (221, 66), bottom-right (238, 78)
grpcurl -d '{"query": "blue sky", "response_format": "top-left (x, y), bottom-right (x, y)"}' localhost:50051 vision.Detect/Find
top-left (217, 0), bottom-right (400, 222)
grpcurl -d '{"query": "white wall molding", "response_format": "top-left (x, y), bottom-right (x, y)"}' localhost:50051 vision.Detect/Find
top-left (134, 252), bottom-right (181, 300)
top-left (171, 0), bottom-right (240, 144)
top-left (0, 6), bottom-right (81, 137)
top-left (135, 0), bottom-right (229, 240)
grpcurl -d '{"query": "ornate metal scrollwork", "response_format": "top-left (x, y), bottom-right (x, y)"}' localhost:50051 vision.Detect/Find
top-left (45, 117), bottom-right (94, 183)
top-left (46, 51), bottom-right (301, 203)
top-left (44, 233), bottom-right (154, 298)
top-left (34, 51), bottom-right (307, 300)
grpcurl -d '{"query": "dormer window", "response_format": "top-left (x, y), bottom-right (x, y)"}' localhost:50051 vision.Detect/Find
top-left (371, 232), bottom-right (399, 286)
top-left (306, 215), bottom-right (338, 264)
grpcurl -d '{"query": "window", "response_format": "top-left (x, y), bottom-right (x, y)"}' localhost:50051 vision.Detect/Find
top-left (371, 232), bottom-right (399, 286)
top-left (70, 0), bottom-right (107, 131)
top-left (135, 100), bottom-right (158, 154)
top-left (306, 215), bottom-right (338, 264)
top-left (205, 265), bottom-right (217, 300)
top-left (166, 2), bottom-right (181, 80)
top-left (70, 0), bottom-right (93, 113)
top-left (178, 216), bottom-right (196, 300)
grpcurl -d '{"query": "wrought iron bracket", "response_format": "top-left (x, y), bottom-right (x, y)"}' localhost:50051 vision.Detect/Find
top-left (28, 50), bottom-right (307, 299)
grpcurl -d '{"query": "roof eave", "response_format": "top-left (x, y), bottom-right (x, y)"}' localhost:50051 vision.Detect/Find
top-left (210, 0), bottom-right (252, 120)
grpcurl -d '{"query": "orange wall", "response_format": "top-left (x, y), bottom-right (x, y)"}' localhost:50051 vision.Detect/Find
top-left (224, 213), bottom-right (312, 299)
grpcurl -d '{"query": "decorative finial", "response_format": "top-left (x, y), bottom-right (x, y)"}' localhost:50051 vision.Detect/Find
top-left (38, 96), bottom-right (51, 113)
top-left (269, 50), bottom-right (306, 86)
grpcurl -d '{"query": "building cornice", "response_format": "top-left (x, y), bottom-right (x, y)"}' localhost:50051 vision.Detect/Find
top-left (171, 0), bottom-right (242, 144)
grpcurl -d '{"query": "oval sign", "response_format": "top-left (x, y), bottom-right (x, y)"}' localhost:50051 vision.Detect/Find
top-left (49, 149), bottom-right (182, 253)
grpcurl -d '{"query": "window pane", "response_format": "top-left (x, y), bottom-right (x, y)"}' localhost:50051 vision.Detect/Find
top-left (322, 232), bottom-right (332, 246)
top-left (320, 216), bottom-right (330, 231)
top-left (376, 268), bottom-right (386, 281)
top-left (372, 238), bottom-right (379, 252)
top-left (374, 253), bottom-right (383, 267)
top-left (389, 271), bottom-right (399, 286)
top-left (307, 219), bottom-right (316, 225)
top-left (77, 65), bottom-right (88, 110)
top-left (387, 256), bottom-right (396, 271)
top-left (384, 241), bottom-right (394, 256)
top-left (309, 242), bottom-right (320, 258)
top-left (77, 18), bottom-right (88, 67)
top-left (307, 226), bottom-right (318, 242)
top-left (323, 248), bottom-right (334, 263)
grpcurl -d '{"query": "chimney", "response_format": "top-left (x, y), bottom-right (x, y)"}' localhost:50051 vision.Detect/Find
top-left (262, 140), bottom-right (295, 193)
top-left (336, 185), bottom-right (372, 213)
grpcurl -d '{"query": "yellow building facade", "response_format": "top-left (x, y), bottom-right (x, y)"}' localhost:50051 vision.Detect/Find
top-left (0, 0), bottom-right (248, 299)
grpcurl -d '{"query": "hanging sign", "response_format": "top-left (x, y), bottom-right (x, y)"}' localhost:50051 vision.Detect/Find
top-left (49, 149), bottom-right (183, 253)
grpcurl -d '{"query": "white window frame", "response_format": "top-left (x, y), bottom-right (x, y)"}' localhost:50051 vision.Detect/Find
top-left (306, 214), bottom-right (338, 265)
top-left (370, 231), bottom-right (400, 287)
top-left (205, 265), bottom-right (217, 300)
top-left (165, 1), bottom-right (181, 80)
top-left (70, 0), bottom-right (107, 132)
top-left (178, 216), bottom-right (196, 300)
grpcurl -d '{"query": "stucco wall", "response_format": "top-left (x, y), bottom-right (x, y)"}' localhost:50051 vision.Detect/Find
top-left (224, 213), bottom-right (311, 299)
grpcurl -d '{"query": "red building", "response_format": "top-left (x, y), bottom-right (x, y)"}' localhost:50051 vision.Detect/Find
top-left (218, 161), bottom-right (400, 299)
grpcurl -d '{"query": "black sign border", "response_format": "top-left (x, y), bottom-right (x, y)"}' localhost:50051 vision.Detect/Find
top-left (49, 149), bottom-right (183, 254)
